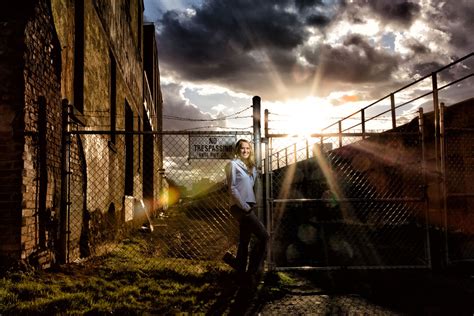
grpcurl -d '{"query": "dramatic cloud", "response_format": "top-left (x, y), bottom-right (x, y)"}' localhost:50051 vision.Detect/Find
top-left (162, 82), bottom-right (220, 130)
top-left (431, 0), bottom-right (474, 56)
top-left (363, 0), bottom-right (421, 27)
top-left (147, 0), bottom-right (473, 130)
top-left (304, 34), bottom-right (400, 83)
top-left (155, 0), bottom-right (348, 100)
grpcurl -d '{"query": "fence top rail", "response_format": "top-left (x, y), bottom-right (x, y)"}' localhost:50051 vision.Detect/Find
top-left (321, 52), bottom-right (474, 132)
top-left (266, 131), bottom-right (419, 139)
top-left (67, 130), bottom-right (253, 135)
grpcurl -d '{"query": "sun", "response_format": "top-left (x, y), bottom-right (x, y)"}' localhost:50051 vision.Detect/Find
top-left (267, 97), bottom-right (334, 137)
top-left (289, 112), bottom-right (326, 137)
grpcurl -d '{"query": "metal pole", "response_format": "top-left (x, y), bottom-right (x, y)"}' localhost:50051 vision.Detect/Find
top-left (305, 139), bottom-right (309, 159)
top-left (59, 99), bottom-right (70, 264)
top-left (419, 107), bottom-right (431, 268)
top-left (361, 109), bottom-right (366, 139)
top-left (390, 93), bottom-right (396, 129)
top-left (338, 121), bottom-right (342, 148)
top-left (264, 109), bottom-right (269, 138)
top-left (432, 72), bottom-right (440, 175)
top-left (439, 102), bottom-right (449, 267)
top-left (264, 132), bottom-right (273, 270)
top-left (253, 96), bottom-right (264, 222)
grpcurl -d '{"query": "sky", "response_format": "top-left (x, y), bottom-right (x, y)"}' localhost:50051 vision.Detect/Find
top-left (143, 0), bottom-right (474, 135)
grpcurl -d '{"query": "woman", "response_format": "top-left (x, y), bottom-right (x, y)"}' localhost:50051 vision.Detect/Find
top-left (225, 139), bottom-right (269, 282)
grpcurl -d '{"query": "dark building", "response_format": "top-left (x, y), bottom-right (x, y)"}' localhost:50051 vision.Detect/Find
top-left (0, 0), bottom-right (163, 268)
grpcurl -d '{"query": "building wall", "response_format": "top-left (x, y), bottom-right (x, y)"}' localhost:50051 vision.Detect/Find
top-left (51, 0), bottom-right (147, 261)
top-left (0, 0), bottom-right (160, 267)
top-left (143, 23), bottom-right (164, 215)
top-left (50, 0), bottom-right (75, 102)
top-left (0, 4), bottom-right (29, 264)
top-left (0, 1), bottom-right (62, 267)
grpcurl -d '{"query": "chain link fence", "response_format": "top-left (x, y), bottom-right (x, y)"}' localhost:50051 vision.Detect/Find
top-left (444, 128), bottom-right (474, 264)
top-left (65, 130), bottom-right (253, 274)
top-left (267, 125), bottom-right (430, 269)
top-left (154, 132), bottom-right (252, 263)
top-left (62, 112), bottom-right (472, 276)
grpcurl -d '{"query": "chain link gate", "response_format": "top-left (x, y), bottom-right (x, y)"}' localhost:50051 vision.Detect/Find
top-left (265, 120), bottom-right (431, 270)
top-left (440, 103), bottom-right (474, 266)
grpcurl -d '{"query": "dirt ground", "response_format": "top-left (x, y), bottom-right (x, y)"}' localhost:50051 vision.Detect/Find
top-left (235, 269), bottom-right (474, 315)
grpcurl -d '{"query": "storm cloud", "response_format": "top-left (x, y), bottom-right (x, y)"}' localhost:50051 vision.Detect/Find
top-left (149, 0), bottom-right (473, 103)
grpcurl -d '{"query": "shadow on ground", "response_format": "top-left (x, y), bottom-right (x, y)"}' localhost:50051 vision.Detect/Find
top-left (250, 267), bottom-right (474, 315)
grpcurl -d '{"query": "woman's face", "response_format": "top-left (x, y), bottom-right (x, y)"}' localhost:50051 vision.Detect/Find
top-left (238, 141), bottom-right (251, 160)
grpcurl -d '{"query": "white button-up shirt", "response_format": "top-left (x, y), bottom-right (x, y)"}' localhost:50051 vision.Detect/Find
top-left (226, 158), bottom-right (257, 211)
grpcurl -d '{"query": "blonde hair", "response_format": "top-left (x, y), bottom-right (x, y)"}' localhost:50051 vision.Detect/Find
top-left (234, 139), bottom-right (255, 171)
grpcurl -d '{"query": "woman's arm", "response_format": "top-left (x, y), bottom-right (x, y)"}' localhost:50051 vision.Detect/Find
top-left (226, 161), bottom-right (251, 211)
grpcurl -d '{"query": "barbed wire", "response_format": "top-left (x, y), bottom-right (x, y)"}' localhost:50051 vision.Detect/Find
top-left (163, 106), bottom-right (252, 122)
top-left (180, 125), bottom-right (252, 131)
top-left (163, 115), bottom-right (252, 122)
top-left (82, 105), bottom-right (252, 121)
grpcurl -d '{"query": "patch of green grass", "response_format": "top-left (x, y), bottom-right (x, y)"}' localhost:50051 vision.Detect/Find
top-left (255, 271), bottom-right (297, 303)
top-left (0, 233), bottom-right (241, 315)
top-left (276, 271), bottom-right (298, 286)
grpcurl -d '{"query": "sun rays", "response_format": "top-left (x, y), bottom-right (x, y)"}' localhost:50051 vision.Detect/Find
top-left (268, 132), bottom-right (431, 267)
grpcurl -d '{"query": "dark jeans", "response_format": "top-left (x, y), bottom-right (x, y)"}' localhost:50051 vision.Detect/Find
top-left (230, 204), bottom-right (269, 275)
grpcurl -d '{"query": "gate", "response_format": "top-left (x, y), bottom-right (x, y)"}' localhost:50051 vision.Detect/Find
top-left (263, 53), bottom-right (474, 271)
top-left (265, 127), bottom-right (431, 270)
top-left (440, 103), bottom-right (474, 265)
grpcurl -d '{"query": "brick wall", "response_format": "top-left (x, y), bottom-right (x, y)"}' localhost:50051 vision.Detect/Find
top-left (0, 7), bottom-right (26, 264)
top-left (50, 0), bottom-right (148, 262)
top-left (0, 1), bottom-right (62, 267)
top-left (22, 1), bottom-right (62, 267)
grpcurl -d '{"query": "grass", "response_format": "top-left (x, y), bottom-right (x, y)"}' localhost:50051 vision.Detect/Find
top-left (0, 233), bottom-right (292, 315)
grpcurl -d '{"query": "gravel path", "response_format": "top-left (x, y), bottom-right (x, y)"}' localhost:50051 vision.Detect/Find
top-left (245, 270), bottom-right (474, 316)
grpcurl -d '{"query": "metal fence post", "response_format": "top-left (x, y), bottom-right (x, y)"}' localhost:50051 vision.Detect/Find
top-left (59, 99), bottom-right (70, 264)
top-left (432, 72), bottom-right (440, 175)
top-left (390, 93), bottom-right (396, 129)
top-left (439, 102), bottom-right (449, 267)
top-left (253, 96), bottom-right (264, 222)
top-left (338, 121), bottom-right (342, 148)
top-left (419, 107), bottom-right (432, 268)
top-left (264, 109), bottom-right (269, 139)
top-left (361, 109), bottom-right (366, 139)
top-left (305, 139), bottom-right (309, 159)
top-left (264, 135), bottom-right (273, 270)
